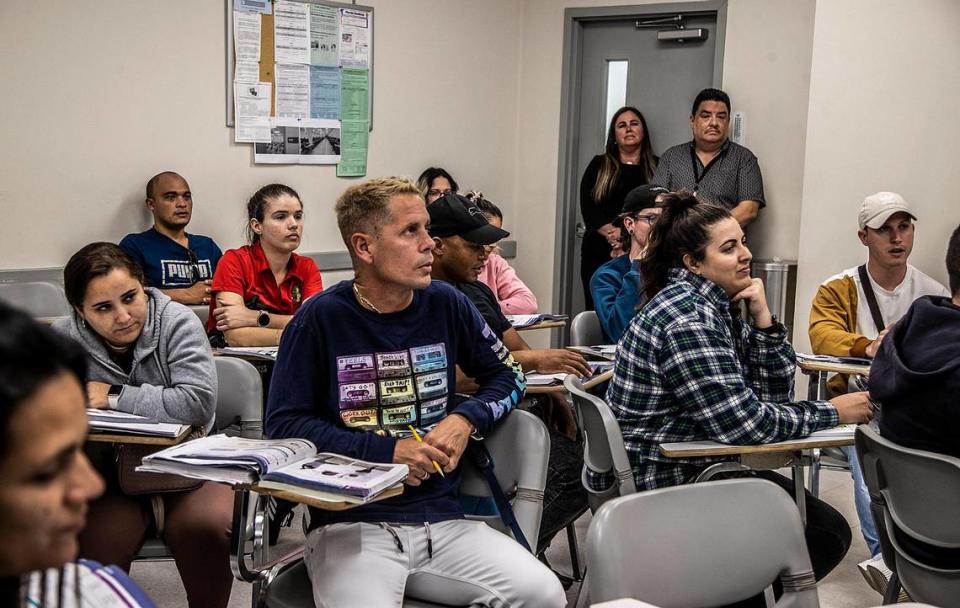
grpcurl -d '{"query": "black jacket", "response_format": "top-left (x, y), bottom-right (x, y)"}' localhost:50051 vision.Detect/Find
top-left (871, 295), bottom-right (960, 458)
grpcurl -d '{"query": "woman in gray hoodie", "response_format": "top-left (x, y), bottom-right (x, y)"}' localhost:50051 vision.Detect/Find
top-left (54, 242), bottom-right (233, 608)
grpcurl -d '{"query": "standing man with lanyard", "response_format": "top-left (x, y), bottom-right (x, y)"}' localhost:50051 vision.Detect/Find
top-left (651, 88), bottom-right (765, 226)
top-left (808, 191), bottom-right (947, 588)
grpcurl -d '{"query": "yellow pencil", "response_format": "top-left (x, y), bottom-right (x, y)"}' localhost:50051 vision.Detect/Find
top-left (407, 425), bottom-right (445, 478)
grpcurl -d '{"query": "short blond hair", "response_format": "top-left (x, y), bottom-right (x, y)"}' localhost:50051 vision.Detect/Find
top-left (335, 177), bottom-right (423, 252)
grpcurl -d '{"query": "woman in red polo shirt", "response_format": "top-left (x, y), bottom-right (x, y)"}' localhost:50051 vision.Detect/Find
top-left (209, 184), bottom-right (323, 346)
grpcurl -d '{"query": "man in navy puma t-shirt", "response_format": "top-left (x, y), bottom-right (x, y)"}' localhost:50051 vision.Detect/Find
top-left (120, 171), bottom-right (221, 305)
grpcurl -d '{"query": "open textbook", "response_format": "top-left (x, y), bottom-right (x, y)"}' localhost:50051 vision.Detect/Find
top-left (504, 313), bottom-right (568, 328)
top-left (137, 435), bottom-right (408, 503)
top-left (87, 409), bottom-right (190, 438)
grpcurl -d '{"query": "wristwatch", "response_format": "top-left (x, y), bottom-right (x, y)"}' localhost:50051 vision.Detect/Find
top-left (107, 385), bottom-right (123, 409)
top-left (257, 311), bottom-right (270, 327)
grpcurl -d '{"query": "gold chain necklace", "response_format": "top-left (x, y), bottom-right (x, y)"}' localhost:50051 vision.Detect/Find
top-left (352, 282), bottom-right (382, 314)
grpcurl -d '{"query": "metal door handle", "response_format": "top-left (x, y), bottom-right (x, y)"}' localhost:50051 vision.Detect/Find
top-left (575, 222), bottom-right (586, 238)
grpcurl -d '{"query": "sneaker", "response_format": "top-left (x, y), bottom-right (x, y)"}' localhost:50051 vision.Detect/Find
top-left (857, 555), bottom-right (885, 594)
top-left (859, 554), bottom-right (912, 602)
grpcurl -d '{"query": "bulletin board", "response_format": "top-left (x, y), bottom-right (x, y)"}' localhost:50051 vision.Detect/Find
top-left (225, 0), bottom-right (373, 175)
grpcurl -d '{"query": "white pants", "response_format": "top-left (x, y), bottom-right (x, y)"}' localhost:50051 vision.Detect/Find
top-left (304, 519), bottom-right (566, 608)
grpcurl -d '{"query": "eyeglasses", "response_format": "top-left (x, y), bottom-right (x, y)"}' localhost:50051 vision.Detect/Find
top-left (634, 214), bottom-right (660, 225)
top-left (427, 188), bottom-right (453, 199)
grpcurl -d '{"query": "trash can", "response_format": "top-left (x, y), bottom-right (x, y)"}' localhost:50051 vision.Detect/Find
top-left (751, 259), bottom-right (797, 341)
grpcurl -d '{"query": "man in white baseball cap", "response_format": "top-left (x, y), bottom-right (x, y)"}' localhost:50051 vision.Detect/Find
top-left (857, 191), bottom-right (915, 230)
top-left (808, 191), bottom-right (948, 589)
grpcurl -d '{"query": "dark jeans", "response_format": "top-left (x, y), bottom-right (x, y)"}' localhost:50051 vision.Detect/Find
top-left (537, 427), bottom-right (589, 553)
top-left (721, 470), bottom-right (852, 608)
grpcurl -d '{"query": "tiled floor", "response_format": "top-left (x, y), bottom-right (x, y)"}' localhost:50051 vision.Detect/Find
top-left (131, 469), bottom-right (885, 607)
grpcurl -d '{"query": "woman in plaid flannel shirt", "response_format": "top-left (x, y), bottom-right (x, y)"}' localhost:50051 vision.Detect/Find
top-left (607, 192), bottom-right (873, 585)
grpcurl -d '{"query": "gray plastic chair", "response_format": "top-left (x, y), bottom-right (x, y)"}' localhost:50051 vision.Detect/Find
top-left (586, 478), bottom-right (819, 607)
top-left (244, 409), bottom-right (550, 608)
top-left (213, 356), bottom-right (265, 439)
top-left (855, 425), bottom-right (960, 607)
top-left (571, 310), bottom-right (604, 346)
top-left (564, 374), bottom-right (635, 513)
top-left (0, 281), bottom-right (69, 318)
top-left (138, 356), bottom-right (264, 562)
top-left (188, 303), bottom-right (211, 327)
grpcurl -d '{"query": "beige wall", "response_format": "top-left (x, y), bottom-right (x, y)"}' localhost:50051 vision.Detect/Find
top-left (791, 0), bottom-right (960, 354)
top-left (0, 0), bottom-right (522, 270)
top-left (3, 0), bottom-right (955, 346)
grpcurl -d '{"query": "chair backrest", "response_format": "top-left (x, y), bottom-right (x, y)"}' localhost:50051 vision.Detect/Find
top-left (188, 304), bottom-right (210, 327)
top-left (214, 356), bottom-right (264, 439)
top-left (586, 478), bottom-right (820, 608)
top-left (0, 281), bottom-right (70, 317)
top-left (564, 374), bottom-right (636, 511)
top-left (570, 310), bottom-right (604, 346)
top-left (458, 409), bottom-right (550, 549)
top-left (855, 425), bottom-right (960, 605)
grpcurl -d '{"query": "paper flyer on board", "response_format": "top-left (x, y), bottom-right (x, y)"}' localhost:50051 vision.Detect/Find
top-left (235, 59), bottom-right (260, 84)
top-left (338, 8), bottom-right (370, 68)
top-left (235, 82), bottom-right (272, 143)
top-left (274, 1), bottom-right (311, 65)
top-left (340, 67), bottom-right (369, 121)
top-left (234, 11), bottom-right (261, 62)
top-left (275, 62), bottom-right (310, 117)
top-left (235, 0), bottom-right (271, 15)
top-left (309, 65), bottom-right (340, 119)
top-left (336, 119), bottom-right (368, 177)
top-left (309, 3), bottom-right (340, 67)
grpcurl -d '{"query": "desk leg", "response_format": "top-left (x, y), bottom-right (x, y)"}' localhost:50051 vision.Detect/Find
top-left (805, 371), bottom-right (829, 498)
top-left (808, 448), bottom-right (821, 497)
top-left (793, 461), bottom-right (807, 526)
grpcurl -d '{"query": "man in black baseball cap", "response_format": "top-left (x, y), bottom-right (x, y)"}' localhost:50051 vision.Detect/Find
top-left (590, 184), bottom-right (667, 342)
top-left (427, 192), bottom-right (509, 247)
top-left (428, 192), bottom-right (590, 551)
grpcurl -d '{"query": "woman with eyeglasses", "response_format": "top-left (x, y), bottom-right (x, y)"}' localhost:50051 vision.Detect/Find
top-left (416, 167), bottom-right (459, 204)
top-left (589, 184), bottom-right (666, 343)
top-left (0, 302), bottom-right (107, 606)
top-left (53, 242), bottom-right (233, 607)
top-left (209, 184), bottom-right (323, 346)
top-left (579, 106), bottom-right (657, 309)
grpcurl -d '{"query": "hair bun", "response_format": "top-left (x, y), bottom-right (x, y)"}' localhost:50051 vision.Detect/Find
top-left (666, 191), bottom-right (700, 213)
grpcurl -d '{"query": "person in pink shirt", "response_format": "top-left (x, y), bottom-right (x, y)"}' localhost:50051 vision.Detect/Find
top-left (467, 193), bottom-right (539, 315)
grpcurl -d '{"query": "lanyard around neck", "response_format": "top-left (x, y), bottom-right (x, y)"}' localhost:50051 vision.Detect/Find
top-left (689, 144), bottom-right (727, 191)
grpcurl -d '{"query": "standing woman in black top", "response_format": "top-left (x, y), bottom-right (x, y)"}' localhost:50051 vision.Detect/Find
top-left (579, 106), bottom-right (657, 309)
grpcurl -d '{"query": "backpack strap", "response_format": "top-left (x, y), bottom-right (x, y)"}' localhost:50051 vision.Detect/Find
top-left (467, 440), bottom-right (531, 552)
top-left (857, 264), bottom-right (886, 334)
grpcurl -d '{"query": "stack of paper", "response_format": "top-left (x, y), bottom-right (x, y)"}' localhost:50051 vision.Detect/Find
top-left (505, 313), bottom-right (568, 328)
top-left (796, 353), bottom-right (871, 366)
top-left (220, 345), bottom-right (279, 360)
top-left (87, 410), bottom-right (189, 438)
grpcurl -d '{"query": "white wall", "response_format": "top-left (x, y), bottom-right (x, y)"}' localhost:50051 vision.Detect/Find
top-left (791, 0), bottom-right (960, 354)
top-left (0, 0), bottom-right (521, 270)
